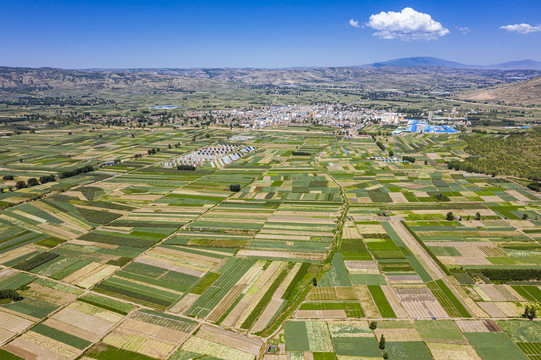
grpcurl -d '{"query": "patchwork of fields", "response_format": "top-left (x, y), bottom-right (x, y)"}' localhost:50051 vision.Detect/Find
top-left (0, 127), bottom-right (540, 359)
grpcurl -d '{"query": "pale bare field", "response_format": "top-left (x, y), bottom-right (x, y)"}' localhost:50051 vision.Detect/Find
top-left (169, 293), bottom-right (199, 314)
top-left (296, 310), bottom-right (346, 319)
top-left (427, 343), bottom-right (481, 360)
top-left (6, 331), bottom-right (80, 360)
top-left (477, 302), bottom-right (506, 317)
top-left (237, 249), bottom-right (326, 261)
top-left (374, 328), bottom-right (421, 341)
top-left (353, 286), bottom-right (379, 318)
top-left (197, 325), bottom-right (262, 354)
top-left (0, 309), bottom-right (35, 343)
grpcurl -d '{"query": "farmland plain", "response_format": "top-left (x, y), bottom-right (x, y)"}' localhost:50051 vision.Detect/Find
top-left (0, 125), bottom-right (540, 360)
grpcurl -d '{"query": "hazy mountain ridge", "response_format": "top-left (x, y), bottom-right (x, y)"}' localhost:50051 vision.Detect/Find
top-left (1, 65), bottom-right (540, 95)
top-left (365, 57), bottom-right (541, 70)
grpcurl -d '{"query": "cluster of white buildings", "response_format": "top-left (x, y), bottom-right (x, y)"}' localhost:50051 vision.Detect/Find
top-left (163, 144), bottom-right (256, 169)
top-left (368, 156), bottom-right (407, 163)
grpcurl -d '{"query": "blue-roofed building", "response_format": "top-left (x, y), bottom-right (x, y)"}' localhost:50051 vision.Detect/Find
top-left (393, 120), bottom-right (460, 135)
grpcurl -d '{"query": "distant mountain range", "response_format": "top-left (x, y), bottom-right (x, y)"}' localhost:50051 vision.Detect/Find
top-left (366, 57), bottom-right (541, 70)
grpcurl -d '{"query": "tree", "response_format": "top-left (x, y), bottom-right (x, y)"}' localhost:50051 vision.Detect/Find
top-left (205, 134), bottom-right (210, 138)
top-left (383, 353), bottom-right (389, 359)
top-left (2, 175), bottom-right (13, 180)
top-left (523, 305), bottom-right (536, 320)
top-left (27, 178), bottom-right (39, 187)
top-left (312, 277), bottom-right (317, 286)
top-left (369, 321), bottom-right (378, 330)
top-left (15, 181), bottom-right (26, 189)
top-left (379, 335), bottom-right (386, 350)
top-left (388, 150), bottom-right (394, 157)
top-left (523, 213), bottom-right (529, 220)
top-left (229, 184), bottom-right (241, 192)
top-left (475, 212), bottom-right (481, 221)
top-left (39, 175), bottom-right (55, 184)
top-left (446, 212), bottom-right (454, 221)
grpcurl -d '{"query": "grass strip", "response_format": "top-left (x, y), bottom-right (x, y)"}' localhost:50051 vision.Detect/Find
top-left (368, 285), bottom-right (396, 318)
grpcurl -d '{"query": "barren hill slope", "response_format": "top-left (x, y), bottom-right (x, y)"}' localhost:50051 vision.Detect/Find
top-left (460, 76), bottom-right (541, 105)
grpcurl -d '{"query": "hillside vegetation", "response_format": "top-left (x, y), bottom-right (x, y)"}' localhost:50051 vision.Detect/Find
top-left (447, 128), bottom-right (541, 180)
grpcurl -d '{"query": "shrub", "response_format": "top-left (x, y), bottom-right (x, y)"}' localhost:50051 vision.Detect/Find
top-left (2, 175), bottom-right (13, 180)
top-left (0, 290), bottom-right (23, 301)
top-left (523, 305), bottom-right (536, 320)
top-left (430, 192), bottom-right (450, 202)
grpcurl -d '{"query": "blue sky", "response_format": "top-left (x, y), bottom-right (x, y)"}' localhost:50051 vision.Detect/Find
top-left (1, 0), bottom-right (540, 68)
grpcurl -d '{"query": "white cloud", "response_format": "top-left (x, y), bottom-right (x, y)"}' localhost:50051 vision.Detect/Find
top-left (367, 7), bottom-right (449, 40)
top-left (500, 23), bottom-right (541, 34)
top-left (456, 26), bottom-right (470, 34)
top-left (349, 19), bottom-right (360, 28)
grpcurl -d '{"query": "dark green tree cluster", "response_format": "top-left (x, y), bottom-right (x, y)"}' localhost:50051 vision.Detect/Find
top-left (527, 182), bottom-right (541, 192)
top-left (2, 175), bottom-right (13, 180)
top-left (147, 148), bottom-right (160, 155)
top-left (446, 159), bottom-right (497, 177)
top-left (229, 184), bottom-right (241, 192)
top-left (177, 165), bottom-right (195, 171)
top-left (39, 174), bottom-right (56, 184)
top-left (0, 289), bottom-right (23, 301)
top-left (376, 140), bottom-right (386, 152)
top-left (292, 151), bottom-right (311, 156)
top-left (471, 268), bottom-right (541, 282)
top-left (59, 165), bottom-right (94, 179)
top-left (402, 155), bottom-right (416, 163)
